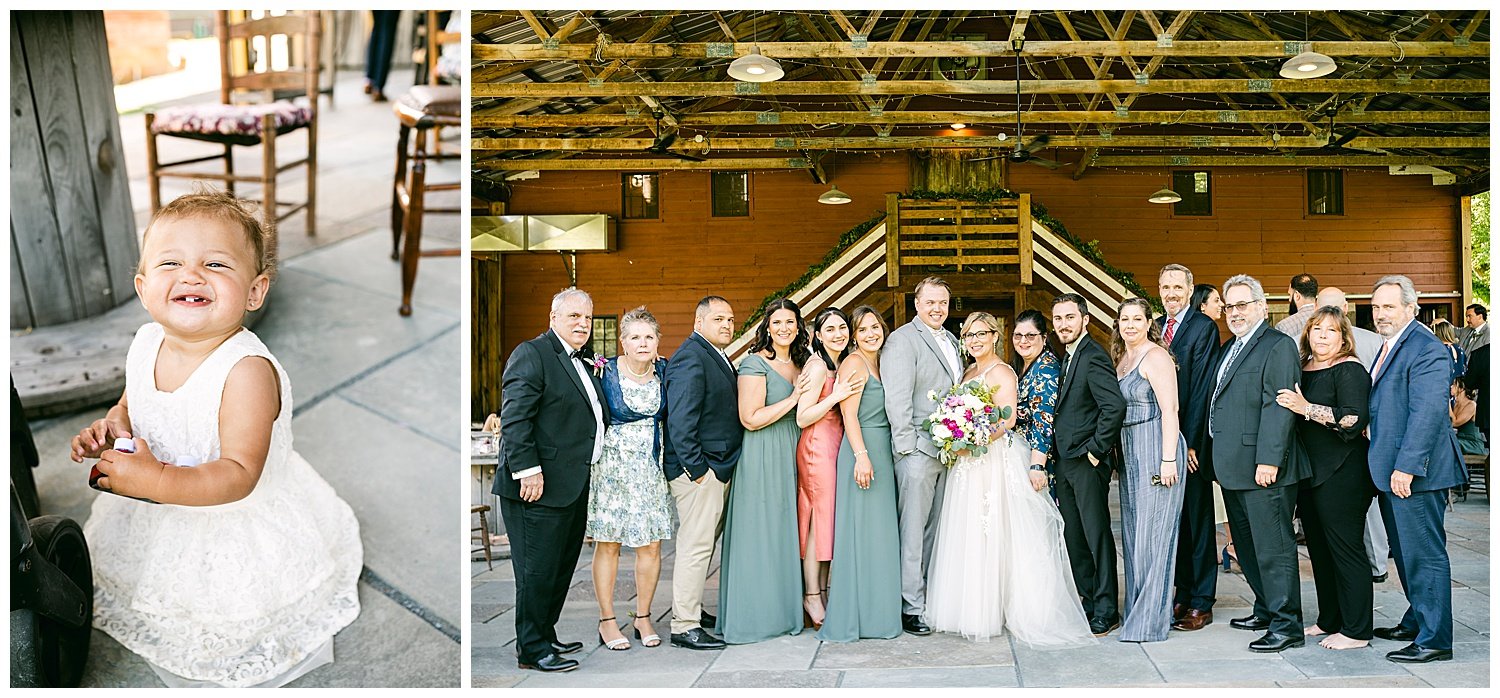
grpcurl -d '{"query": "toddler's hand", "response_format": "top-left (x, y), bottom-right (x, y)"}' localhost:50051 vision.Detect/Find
top-left (71, 419), bottom-right (132, 463)
top-left (95, 438), bottom-right (165, 498)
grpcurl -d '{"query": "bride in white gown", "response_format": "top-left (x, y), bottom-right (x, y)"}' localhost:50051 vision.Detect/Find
top-left (924, 312), bottom-right (1095, 649)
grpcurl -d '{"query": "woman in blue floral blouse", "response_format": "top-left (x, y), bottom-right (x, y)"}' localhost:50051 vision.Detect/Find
top-left (1010, 309), bottom-right (1064, 501)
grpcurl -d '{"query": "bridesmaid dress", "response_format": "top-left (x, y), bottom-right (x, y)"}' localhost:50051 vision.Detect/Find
top-left (717, 353), bottom-right (804, 643)
top-left (1116, 360), bottom-right (1187, 642)
top-left (795, 371), bottom-right (842, 563)
top-left (818, 373), bottom-right (902, 641)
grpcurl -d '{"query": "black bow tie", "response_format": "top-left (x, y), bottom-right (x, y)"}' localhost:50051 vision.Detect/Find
top-left (571, 348), bottom-right (590, 361)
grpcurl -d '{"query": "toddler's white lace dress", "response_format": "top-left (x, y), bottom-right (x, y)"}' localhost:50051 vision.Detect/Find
top-left (84, 323), bottom-right (362, 687)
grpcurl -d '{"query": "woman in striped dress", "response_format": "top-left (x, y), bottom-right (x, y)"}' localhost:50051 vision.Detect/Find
top-left (1110, 298), bottom-right (1187, 643)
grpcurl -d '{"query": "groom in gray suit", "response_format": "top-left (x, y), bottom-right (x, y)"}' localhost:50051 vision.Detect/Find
top-left (883, 276), bottom-right (964, 636)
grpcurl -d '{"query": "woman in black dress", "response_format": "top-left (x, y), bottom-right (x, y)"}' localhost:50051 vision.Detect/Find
top-left (1274, 306), bottom-right (1375, 650)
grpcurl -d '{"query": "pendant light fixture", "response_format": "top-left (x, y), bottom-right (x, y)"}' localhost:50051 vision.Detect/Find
top-left (818, 151), bottom-right (851, 205)
top-left (1148, 170), bottom-right (1181, 204)
top-left (728, 13), bottom-right (783, 82)
top-left (1280, 13), bottom-right (1337, 79)
top-left (728, 46), bottom-right (784, 82)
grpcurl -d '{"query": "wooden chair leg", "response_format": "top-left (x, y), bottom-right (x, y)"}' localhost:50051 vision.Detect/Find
top-left (144, 113), bottom-right (161, 213)
top-left (479, 509), bottom-right (493, 570)
top-left (398, 128), bottom-right (427, 316)
top-left (305, 120), bottom-right (317, 236)
top-left (261, 114), bottom-right (277, 236)
top-left (223, 144), bottom-right (235, 196)
top-left (392, 124), bottom-right (411, 260)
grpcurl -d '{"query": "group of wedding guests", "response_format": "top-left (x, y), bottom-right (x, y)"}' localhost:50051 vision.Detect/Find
top-left (493, 268), bottom-right (1472, 674)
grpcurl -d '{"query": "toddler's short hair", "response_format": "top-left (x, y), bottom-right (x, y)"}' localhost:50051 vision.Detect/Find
top-left (140, 188), bottom-right (276, 282)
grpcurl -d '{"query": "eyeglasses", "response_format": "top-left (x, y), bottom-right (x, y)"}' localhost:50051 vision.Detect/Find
top-left (960, 330), bottom-right (997, 340)
top-left (1223, 300), bottom-right (1260, 314)
top-left (1012, 332), bottom-right (1043, 341)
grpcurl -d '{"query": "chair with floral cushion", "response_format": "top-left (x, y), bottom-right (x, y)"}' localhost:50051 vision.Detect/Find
top-left (144, 10), bottom-right (320, 236)
top-left (390, 9), bottom-right (460, 316)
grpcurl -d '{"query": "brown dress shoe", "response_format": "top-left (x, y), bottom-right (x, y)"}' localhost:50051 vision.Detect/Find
top-left (1172, 609), bottom-right (1213, 631)
top-left (1172, 603), bottom-right (1188, 621)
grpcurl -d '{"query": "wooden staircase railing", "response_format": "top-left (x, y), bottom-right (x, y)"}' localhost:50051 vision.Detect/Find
top-left (726, 194), bottom-right (1135, 360)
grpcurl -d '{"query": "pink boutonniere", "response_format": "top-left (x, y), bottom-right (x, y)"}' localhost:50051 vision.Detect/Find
top-left (591, 355), bottom-right (607, 377)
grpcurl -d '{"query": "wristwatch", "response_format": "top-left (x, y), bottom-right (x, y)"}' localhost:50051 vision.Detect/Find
top-left (1028, 464), bottom-right (1046, 472)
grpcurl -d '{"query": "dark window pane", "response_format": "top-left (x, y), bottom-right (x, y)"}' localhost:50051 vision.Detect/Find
top-left (622, 173), bottom-right (659, 219)
top-left (1172, 170), bottom-right (1212, 216)
top-left (591, 316), bottom-right (618, 357)
top-left (712, 171), bottom-right (750, 217)
top-left (1308, 169), bottom-right (1344, 215)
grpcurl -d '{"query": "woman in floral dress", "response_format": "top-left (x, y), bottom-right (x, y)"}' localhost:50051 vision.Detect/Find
top-left (1011, 309), bottom-right (1063, 502)
top-left (588, 307), bottom-right (674, 650)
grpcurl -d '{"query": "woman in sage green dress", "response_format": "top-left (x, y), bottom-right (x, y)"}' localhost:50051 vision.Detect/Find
top-left (819, 305), bottom-right (902, 642)
top-left (717, 299), bottom-right (812, 644)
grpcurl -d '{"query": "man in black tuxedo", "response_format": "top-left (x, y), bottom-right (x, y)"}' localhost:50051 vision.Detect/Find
top-left (493, 288), bottom-right (609, 673)
top-left (1156, 264), bottom-right (1222, 631)
top-left (1050, 293), bottom-right (1126, 636)
top-left (663, 296), bottom-right (743, 651)
top-left (1203, 275), bottom-right (1310, 653)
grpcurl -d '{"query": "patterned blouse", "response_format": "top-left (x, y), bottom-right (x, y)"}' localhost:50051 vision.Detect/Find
top-left (1016, 350), bottom-right (1063, 497)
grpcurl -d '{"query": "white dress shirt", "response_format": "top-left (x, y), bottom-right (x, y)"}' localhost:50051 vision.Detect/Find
top-left (931, 324), bottom-right (961, 379)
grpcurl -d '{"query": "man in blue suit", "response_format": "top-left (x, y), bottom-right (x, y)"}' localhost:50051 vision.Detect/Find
top-left (1367, 275), bottom-right (1465, 663)
top-left (1156, 264), bottom-right (1222, 631)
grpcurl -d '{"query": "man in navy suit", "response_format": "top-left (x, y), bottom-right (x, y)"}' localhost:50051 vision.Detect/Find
top-left (494, 287), bottom-right (609, 673)
top-left (1156, 264), bottom-right (1222, 631)
top-left (663, 296), bottom-right (743, 650)
top-left (1367, 276), bottom-right (1465, 663)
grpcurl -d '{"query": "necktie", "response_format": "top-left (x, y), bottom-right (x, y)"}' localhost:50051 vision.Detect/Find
top-left (1164, 317), bottom-right (1177, 345)
top-left (1208, 339), bottom-right (1244, 433)
top-left (1371, 342), bottom-right (1390, 379)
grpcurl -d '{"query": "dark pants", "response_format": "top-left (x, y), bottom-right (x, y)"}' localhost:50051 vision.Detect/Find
top-left (1055, 457), bottom-right (1118, 621)
top-left (500, 489), bottom-right (589, 663)
top-left (1380, 489), bottom-right (1453, 650)
top-left (1173, 468), bottom-right (1219, 611)
top-left (365, 10), bottom-right (401, 91)
top-left (1222, 484), bottom-right (1302, 636)
top-left (1300, 465), bottom-right (1375, 640)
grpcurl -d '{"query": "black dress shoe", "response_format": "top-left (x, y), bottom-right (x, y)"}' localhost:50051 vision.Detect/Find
top-left (1089, 615), bottom-right (1121, 636)
top-left (670, 626), bottom-right (726, 651)
top-left (1373, 625), bottom-right (1418, 642)
top-left (517, 653), bottom-right (579, 672)
top-left (552, 640), bottom-right (583, 655)
top-left (700, 611), bottom-right (717, 629)
top-left (1230, 614), bottom-right (1270, 631)
top-left (1386, 643), bottom-right (1452, 663)
top-left (1372, 572), bottom-right (1389, 584)
top-left (1249, 631), bottom-right (1305, 653)
top-left (902, 614), bottom-right (933, 636)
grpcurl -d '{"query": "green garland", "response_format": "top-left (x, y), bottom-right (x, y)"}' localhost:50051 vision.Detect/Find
top-left (739, 188), bottom-right (1161, 334)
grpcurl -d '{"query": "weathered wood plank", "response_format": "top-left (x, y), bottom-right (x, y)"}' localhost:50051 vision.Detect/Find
top-left (472, 78), bottom-right (1486, 98)
top-left (71, 10), bottom-right (138, 304)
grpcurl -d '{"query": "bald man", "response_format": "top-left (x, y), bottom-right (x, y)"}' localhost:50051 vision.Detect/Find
top-left (1316, 286), bottom-right (1391, 584)
top-left (1317, 287), bottom-right (1383, 369)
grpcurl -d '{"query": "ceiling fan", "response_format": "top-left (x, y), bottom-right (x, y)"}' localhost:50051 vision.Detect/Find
top-left (1303, 104), bottom-right (1385, 155)
top-left (644, 111), bottom-right (705, 161)
top-left (968, 49), bottom-right (1069, 169)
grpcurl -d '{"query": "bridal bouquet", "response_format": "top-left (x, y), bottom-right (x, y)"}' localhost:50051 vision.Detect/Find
top-left (922, 379), bottom-right (1012, 467)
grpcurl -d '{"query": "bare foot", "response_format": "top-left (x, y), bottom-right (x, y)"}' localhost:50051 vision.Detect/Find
top-left (1305, 624), bottom-right (1328, 636)
top-left (1320, 632), bottom-right (1369, 650)
top-left (803, 593), bottom-right (826, 627)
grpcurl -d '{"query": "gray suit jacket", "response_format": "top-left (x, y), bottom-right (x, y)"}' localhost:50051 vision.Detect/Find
top-left (883, 318), bottom-right (963, 458)
top-left (1352, 326), bottom-right (1383, 369)
top-left (1206, 321), bottom-right (1309, 491)
top-left (1459, 323), bottom-right (1490, 356)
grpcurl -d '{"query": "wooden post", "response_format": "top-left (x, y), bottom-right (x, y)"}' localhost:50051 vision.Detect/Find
top-left (1460, 194), bottom-right (1474, 306)
top-left (1018, 193), bottom-right (1034, 285)
top-left (886, 192), bottom-right (901, 287)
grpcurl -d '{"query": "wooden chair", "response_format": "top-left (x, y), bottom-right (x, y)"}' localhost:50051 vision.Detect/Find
top-left (1463, 453), bottom-right (1488, 501)
top-left (144, 10), bottom-right (320, 236)
top-left (390, 10), bottom-right (460, 315)
top-left (471, 504), bottom-right (493, 570)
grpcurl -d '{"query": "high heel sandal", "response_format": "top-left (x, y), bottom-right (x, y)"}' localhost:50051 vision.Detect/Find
top-left (1220, 545), bottom-right (1237, 572)
top-left (629, 611), bottom-right (661, 647)
top-left (803, 592), bottom-right (825, 630)
top-left (598, 617), bottom-right (630, 651)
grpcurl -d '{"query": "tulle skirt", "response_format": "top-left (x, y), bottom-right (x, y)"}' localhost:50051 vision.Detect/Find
top-left (924, 431), bottom-right (1096, 649)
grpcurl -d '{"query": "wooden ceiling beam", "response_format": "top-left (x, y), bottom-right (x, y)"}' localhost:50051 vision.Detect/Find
top-left (473, 109), bottom-right (1486, 129)
top-left (472, 135), bottom-right (1488, 152)
top-left (474, 157), bottom-right (819, 171)
top-left (471, 40), bottom-right (1490, 61)
top-left (1093, 154), bottom-right (1481, 167)
top-left (472, 78), bottom-right (1486, 98)
top-left (1008, 10), bottom-right (1031, 45)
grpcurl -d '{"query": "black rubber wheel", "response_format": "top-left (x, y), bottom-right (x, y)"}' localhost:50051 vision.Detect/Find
top-left (27, 516), bottom-right (93, 687)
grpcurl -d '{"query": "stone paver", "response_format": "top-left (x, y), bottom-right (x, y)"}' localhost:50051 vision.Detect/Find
top-left (473, 494), bottom-right (1488, 688)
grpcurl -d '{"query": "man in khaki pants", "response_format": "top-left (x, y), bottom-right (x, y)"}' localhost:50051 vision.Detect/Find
top-left (662, 296), bottom-right (742, 650)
